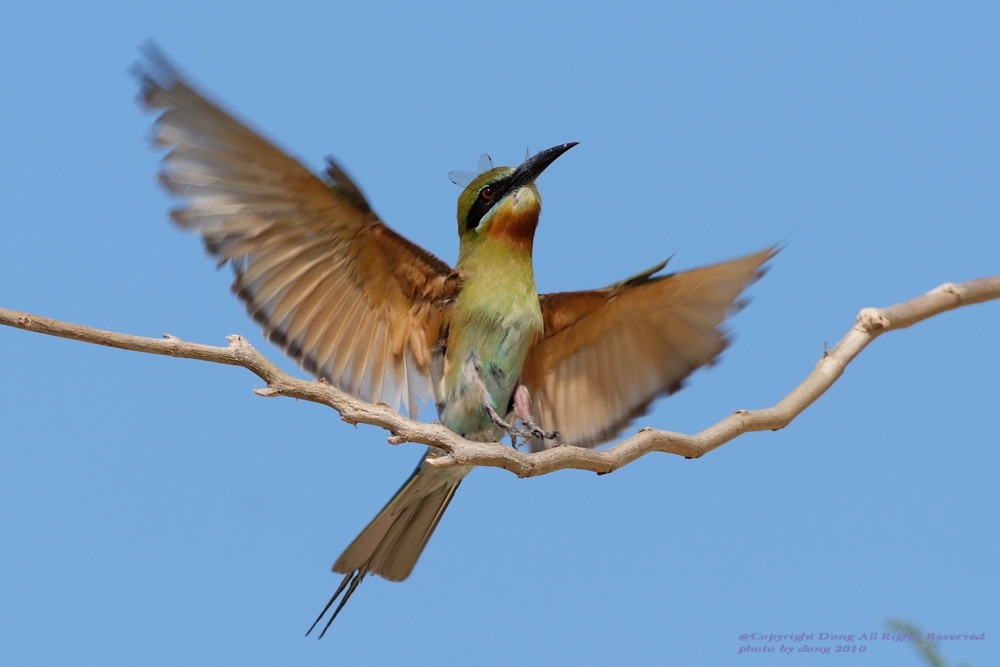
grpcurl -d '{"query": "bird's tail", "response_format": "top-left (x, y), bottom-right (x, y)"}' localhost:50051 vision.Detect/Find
top-left (307, 449), bottom-right (471, 637)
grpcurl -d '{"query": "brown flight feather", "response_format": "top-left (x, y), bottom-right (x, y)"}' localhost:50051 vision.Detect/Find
top-left (139, 53), bottom-right (461, 417)
top-left (522, 247), bottom-right (775, 450)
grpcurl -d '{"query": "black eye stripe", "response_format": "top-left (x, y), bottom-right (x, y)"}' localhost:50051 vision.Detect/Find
top-left (465, 176), bottom-right (514, 231)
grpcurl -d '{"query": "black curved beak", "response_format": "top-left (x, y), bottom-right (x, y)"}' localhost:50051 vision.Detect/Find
top-left (508, 142), bottom-right (578, 190)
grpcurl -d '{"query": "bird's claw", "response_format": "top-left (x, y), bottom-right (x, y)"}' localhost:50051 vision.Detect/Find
top-left (529, 427), bottom-right (559, 441)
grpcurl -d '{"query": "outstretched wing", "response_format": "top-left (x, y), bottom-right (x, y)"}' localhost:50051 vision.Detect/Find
top-left (521, 247), bottom-right (775, 449)
top-left (137, 49), bottom-right (461, 417)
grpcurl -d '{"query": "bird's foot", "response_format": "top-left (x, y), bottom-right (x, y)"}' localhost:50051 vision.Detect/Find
top-left (484, 404), bottom-right (534, 441)
top-left (512, 384), bottom-right (559, 441)
top-left (485, 403), bottom-right (559, 445)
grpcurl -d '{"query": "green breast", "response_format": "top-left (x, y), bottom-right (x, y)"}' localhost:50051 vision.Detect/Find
top-left (439, 243), bottom-right (542, 440)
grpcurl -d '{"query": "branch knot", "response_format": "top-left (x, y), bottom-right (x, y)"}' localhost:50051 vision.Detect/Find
top-left (857, 307), bottom-right (890, 332)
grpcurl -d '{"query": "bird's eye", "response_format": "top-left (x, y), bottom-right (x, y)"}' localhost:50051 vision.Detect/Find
top-left (480, 186), bottom-right (494, 201)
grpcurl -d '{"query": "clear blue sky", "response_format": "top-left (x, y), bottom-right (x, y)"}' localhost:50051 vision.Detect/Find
top-left (1, 2), bottom-right (997, 665)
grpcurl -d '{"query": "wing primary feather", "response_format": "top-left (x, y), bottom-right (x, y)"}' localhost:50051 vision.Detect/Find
top-left (320, 291), bottom-right (367, 386)
top-left (285, 275), bottom-right (354, 368)
top-left (264, 258), bottom-right (340, 330)
top-left (241, 251), bottom-right (326, 321)
top-left (349, 311), bottom-right (380, 398)
top-left (366, 323), bottom-right (389, 403)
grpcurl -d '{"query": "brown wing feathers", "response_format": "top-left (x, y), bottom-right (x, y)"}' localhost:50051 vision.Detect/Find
top-left (139, 52), bottom-right (460, 417)
top-left (523, 248), bottom-right (775, 450)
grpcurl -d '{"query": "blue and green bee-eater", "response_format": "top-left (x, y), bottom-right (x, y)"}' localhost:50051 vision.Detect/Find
top-left (137, 49), bottom-right (773, 637)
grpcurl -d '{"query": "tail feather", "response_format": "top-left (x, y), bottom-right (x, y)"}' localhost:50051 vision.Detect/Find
top-left (305, 566), bottom-right (367, 639)
top-left (307, 451), bottom-right (470, 637)
top-left (369, 481), bottom-right (460, 580)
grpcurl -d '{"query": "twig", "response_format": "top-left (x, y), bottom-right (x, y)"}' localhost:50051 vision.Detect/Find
top-left (2, 274), bottom-right (998, 478)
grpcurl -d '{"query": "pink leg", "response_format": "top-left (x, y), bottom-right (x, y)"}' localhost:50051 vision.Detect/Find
top-left (513, 383), bottom-right (559, 441)
top-left (513, 384), bottom-right (533, 426)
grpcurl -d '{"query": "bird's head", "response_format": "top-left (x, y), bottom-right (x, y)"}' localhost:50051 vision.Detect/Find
top-left (455, 143), bottom-right (577, 253)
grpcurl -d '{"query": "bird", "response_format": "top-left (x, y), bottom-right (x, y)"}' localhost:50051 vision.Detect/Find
top-left (135, 47), bottom-right (775, 638)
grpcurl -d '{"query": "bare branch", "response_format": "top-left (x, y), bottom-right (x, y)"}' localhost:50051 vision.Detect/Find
top-left (2, 273), bottom-right (998, 478)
